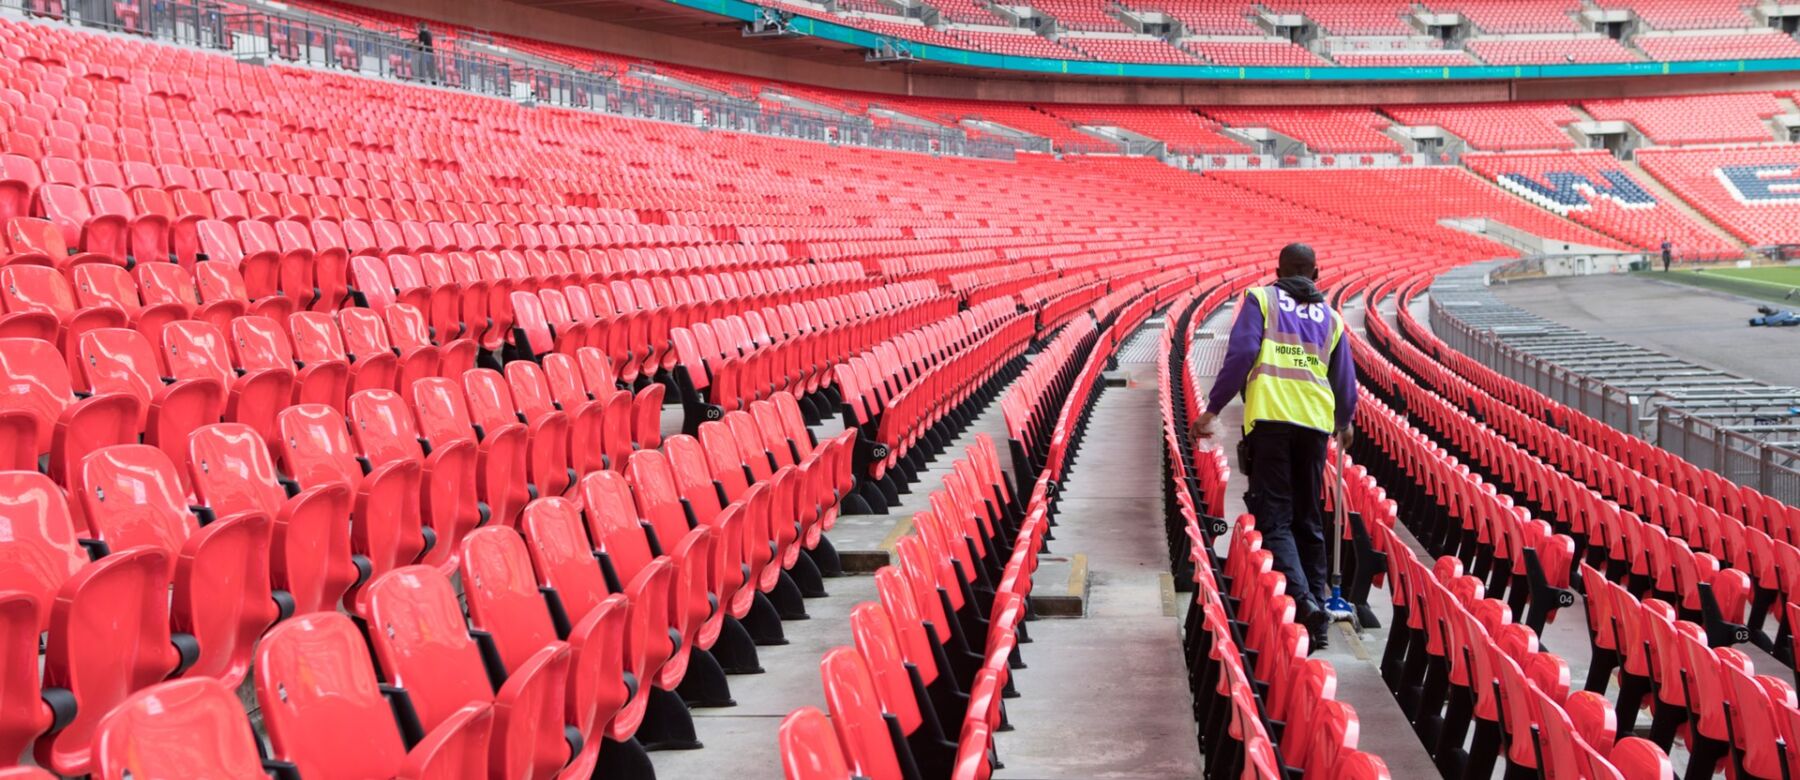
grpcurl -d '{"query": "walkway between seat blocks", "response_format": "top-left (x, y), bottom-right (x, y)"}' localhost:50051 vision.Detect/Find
top-left (986, 321), bottom-right (1202, 780)
top-left (652, 335), bottom-right (1034, 779)
top-left (1194, 299), bottom-right (1439, 779)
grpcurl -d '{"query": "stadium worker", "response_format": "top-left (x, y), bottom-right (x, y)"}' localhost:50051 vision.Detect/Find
top-left (1191, 243), bottom-right (1358, 651)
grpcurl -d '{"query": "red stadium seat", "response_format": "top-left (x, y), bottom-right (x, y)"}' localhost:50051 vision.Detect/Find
top-left (256, 611), bottom-right (496, 780)
top-left (89, 678), bottom-right (265, 780)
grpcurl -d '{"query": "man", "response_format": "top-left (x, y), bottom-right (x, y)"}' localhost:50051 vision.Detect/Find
top-left (1662, 239), bottom-right (1673, 273)
top-left (416, 23), bottom-right (437, 84)
top-left (1192, 243), bottom-right (1357, 650)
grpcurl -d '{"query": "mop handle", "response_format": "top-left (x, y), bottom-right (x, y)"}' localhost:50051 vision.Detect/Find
top-left (1332, 438), bottom-right (1346, 581)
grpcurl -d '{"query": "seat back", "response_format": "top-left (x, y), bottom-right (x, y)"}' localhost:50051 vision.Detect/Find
top-left (848, 602), bottom-right (924, 737)
top-left (358, 565), bottom-right (495, 733)
top-left (779, 707), bottom-right (855, 780)
top-left (460, 526), bottom-right (560, 675)
top-left (0, 471), bottom-right (86, 632)
top-left (820, 647), bottom-right (905, 780)
top-left (581, 470), bottom-right (658, 584)
top-left (90, 678), bottom-right (264, 780)
top-left (255, 612), bottom-right (409, 779)
top-left (626, 447), bottom-right (695, 553)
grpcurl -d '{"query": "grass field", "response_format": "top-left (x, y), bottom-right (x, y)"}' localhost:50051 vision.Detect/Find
top-left (1650, 265), bottom-right (1800, 304)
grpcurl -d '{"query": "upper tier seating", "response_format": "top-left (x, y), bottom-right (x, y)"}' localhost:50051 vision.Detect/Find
top-left (905, 99), bottom-right (1104, 148)
top-left (1581, 92), bottom-right (1786, 145)
top-left (1038, 106), bottom-right (1248, 153)
top-left (1022, 0), bottom-right (1134, 30)
top-left (1183, 40), bottom-right (1333, 66)
top-left (1464, 150), bottom-right (1740, 255)
top-left (1202, 107), bottom-right (1403, 153)
top-left (1382, 102), bottom-right (1580, 150)
top-left (947, 28), bottom-right (1090, 58)
top-left (1265, 0), bottom-right (1416, 34)
top-left (1633, 30), bottom-right (1800, 62)
top-left (1125, 0), bottom-right (1261, 33)
top-left (1064, 36), bottom-right (1203, 63)
top-left (1466, 37), bottom-right (1641, 64)
top-left (1426, 0), bottom-right (1582, 33)
top-left (836, 0), bottom-right (902, 14)
top-left (1333, 51), bottom-right (1479, 67)
top-left (1634, 146), bottom-right (1800, 245)
top-left (924, 0), bottom-right (1011, 24)
top-left (1595, 0), bottom-right (1755, 29)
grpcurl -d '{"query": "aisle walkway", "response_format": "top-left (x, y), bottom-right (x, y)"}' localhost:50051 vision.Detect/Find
top-left (991, 322), bottom-right (1202, 779)
top-left (655, 347), bottom-right (1026, 778)
top-left (1193, 298), bottom-right (1439, 778)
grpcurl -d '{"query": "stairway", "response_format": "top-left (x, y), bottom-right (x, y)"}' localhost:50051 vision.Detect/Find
top-left (1621, 158), bottom-right (1748, 249)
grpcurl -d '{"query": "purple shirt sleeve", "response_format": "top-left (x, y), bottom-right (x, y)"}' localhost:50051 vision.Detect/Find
top-left (1328, 329), bottom-right (1358, 431)
top-left (1205, 292), bottom-right (1264, 415)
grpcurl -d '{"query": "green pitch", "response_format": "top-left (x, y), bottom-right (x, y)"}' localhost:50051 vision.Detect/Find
top-left (1655, 265), bottom-right (1800, 304)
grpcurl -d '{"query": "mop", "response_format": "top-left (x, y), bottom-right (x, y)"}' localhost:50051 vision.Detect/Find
top-left (1324, 440), bottom-right (1355, 623)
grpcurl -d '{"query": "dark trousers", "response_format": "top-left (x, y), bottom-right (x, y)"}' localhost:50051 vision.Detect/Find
top-left (1244, 421), bottom-right (1330, 609)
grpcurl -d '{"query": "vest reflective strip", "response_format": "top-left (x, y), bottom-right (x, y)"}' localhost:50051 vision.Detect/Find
top-left (1242, 285), bottom-right (1341, 434)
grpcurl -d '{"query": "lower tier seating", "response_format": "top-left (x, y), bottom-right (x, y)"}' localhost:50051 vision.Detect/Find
top-left (1464, 150), bottom-right (1740, 256)
top-left (1633, 146), bottom-right (1800, 250)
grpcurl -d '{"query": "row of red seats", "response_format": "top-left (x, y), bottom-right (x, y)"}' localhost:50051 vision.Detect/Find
top-left (1635, 146), bottom-right (1800, 246)
top-left (836, 298), bottom-right (1037, 512)
top-left (1581, 92), bottom-right (1787, 146)
top-left (1382, 281), bottom-right (1800, 665)
top-left (1346, 323), bottom-right (1676, 778)
top-left (1354, 271), bottom-right (1800, 778)
top-left (1583, 564), bottom-right (1800, 778)
top-left (1156, 284), bottom-right (1389, 778)
top-left (780, 435), bottom-right (1033, 780)
top-left (778, 273), bottom-right (1174, 779)
top-left (672, 281), bottom-right (954, 424)
top-left (2, 367), bottom-right (854, 776)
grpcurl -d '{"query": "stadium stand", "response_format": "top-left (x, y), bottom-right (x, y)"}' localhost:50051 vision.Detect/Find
top-left (1064, 36), bottom-right (1203, 63)
top-left (1209, 167), bottom-right (1628, 253)
top-left (1635, 146), bottom-right (1800, 245)
top-left (1182, 39), bottom-right (1333, 66)
top-left (1465, 150), bottom-right (1740, 255)
top-left (1594, 0), bottom-right (1756, 29)
top-left (1020, 0), bottom-right (1134, 30)
top-left (12, 0), bottom-right (1800, 777)
top-left (1466, 36), bottom-right (1642, 64)
top-left (1383, 101), bottom-right (1581, 150)
top-left (1633, 30), bottom-right (1800, 62)
top-left (1265, 0), bottom-right (1415, 35)
top-left (947, 27), bottom-right (1090, 58)
top-left (1203, 107), bottom-right (1403, 153)
top-left (922, 0), bottom-right (1011, 24)
top-left (1125, 0), bottom-right (1261, 33)
top-left (1426, 0), bottom-right (1583, 33)
top-left (1582, 92), bottom-right (1788, 145)
top-left (1037, 106), bottom-right (1247, 153)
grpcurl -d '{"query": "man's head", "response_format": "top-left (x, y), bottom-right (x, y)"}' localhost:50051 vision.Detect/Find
top-left (1277, 243), bottom-right (1317, 280)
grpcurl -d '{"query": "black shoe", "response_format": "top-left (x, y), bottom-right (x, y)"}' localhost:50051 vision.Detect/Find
top-left (1301, 606), bottom-right (1330, 654)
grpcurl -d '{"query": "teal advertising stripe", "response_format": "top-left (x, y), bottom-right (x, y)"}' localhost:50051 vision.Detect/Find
top-left (675, 0), bottom-right (1800, 82)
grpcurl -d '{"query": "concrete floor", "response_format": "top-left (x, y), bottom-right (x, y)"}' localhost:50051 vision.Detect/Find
top-left (1492, 273), bottom-right (1800, 390)
top-left (989, 323), bottom-right (1203, 780)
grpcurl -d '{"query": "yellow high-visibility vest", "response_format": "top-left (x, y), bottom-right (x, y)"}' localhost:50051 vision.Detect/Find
top-left (1241, 285), bottom-right (1343, 434)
